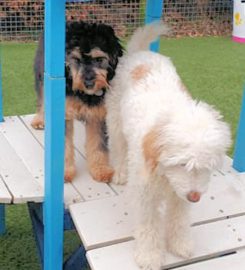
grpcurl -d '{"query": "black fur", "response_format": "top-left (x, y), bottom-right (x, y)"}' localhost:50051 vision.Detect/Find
top-left (34, 21), bottom-right (123, 108)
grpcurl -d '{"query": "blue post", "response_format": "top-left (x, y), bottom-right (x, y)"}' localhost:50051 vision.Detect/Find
top-left (233, 88), bottom-right (245, 172)
top-left (0, 204), bottom-right (5, 235)
top-left (145, 0), bottom-right (164, 52)
top-left (43, 1), bottom-right (66, 270)
top-left (0, 45), bottom-right (4, 122)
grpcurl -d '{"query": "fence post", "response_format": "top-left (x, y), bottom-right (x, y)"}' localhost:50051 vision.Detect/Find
top-left (0, 46), bottom-right (3, 122)
top-left (145, 0), bottom-right (164, 52)
top-left (43, 1), bottom-right (66, 270)
top-left (233, 88), bottom-right (245, 172)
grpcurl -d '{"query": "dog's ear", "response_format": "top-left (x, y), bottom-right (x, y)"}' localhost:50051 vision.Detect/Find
top-left (142, 127), bottom-right (162, 174)
top-left (98, 24), bottom-right (123, 68)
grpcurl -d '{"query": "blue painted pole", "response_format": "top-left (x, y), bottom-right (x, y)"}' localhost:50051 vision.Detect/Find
top-left (0, 204), bottom-right (6, 235)
top-left (0, 45), bottom-right (4, 122)
top-left (145, 0), bottom-right (164, 52)
top-left (233, 88), bottom-right (245, 172)
top-left (43, 1), bottom-right (66, 270)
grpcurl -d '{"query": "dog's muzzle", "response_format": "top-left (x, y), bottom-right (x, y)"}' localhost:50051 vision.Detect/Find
top-left (84, 89), bottom-right (105, 96)
top-left (187, 191), bottom-right (201, 203)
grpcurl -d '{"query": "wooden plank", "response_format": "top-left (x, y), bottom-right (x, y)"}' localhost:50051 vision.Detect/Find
top-left (0, 133), bottom-right (43, 203)
top-left (73, 120), bottom-right (86, 156)
top-left (21, 114), bottom-right (86, 156)
top-left (191, 171), bottom-right (245, 224)
top-left (220, 155), bottom-right (245, 183)
top-left (69, 194), bottom-right (134, 250)
top-left (1, 116), bottom-right (82, 206)
top-left (71, 150), bottom-right (116, 201)
top-left (87, 215), bottom-right (245, 270)
top-left (21, 114), bottom-right (116, 202)
top-left (174, 250), bottom-right (245, 270)
top-left (0, 175), bottom-right (12, 203)
top-left (69, 170), bottom-right (245, 250)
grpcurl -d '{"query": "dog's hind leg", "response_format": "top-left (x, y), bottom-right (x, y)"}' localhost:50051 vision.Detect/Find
top-left (165, 189), bottom-right (193, 259)
top-left (64, 119), bottom-right (76, 182)
top-left (32, 33), bottom-right (45, 130)
top-left (31, 83), bottom-right (45, 129)
top-left (85, 120), bottom-right (114, 183)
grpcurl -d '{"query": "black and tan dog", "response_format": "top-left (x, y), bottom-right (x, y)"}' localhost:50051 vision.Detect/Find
top-left (32, 21), bottom-right (123, 182)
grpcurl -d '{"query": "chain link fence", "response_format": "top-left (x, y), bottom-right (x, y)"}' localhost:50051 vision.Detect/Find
top-left (0, 0), bottom-right (233, 42)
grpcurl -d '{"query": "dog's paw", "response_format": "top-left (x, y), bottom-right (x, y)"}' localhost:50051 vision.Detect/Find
top-left (167, 236), bottom-right (193, 259)
top-left (31, 114), bottom-right (45, 130)
top-left (112, 169), bottom-right (127, 185)
top-left (64, 166), bottom-right (76, 182)
top-left (90, 165), bottom-right (114, 183)
top-left (135, 248), bottom-right (164, 270)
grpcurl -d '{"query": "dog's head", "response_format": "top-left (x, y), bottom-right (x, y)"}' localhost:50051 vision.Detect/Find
top-left (143, 101), bottom-right (231, 203)
top-left (65, 22), bottom-right (123, 96)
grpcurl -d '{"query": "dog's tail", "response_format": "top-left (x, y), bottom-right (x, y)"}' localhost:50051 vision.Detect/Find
top-left (127, 22), bottom-right (170, 54)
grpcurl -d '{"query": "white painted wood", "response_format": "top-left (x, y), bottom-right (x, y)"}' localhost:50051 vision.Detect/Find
top-left (109, 183), bottom-right (127, 196)
top-left (0, 133), bottom-right (43, 203)
top-left (21, 114), bottom-right (86, 156)
top-left (70, 170), bottom-right (245, 250)
top-left (220, 155), bottom-right (245, 184)
top-left (87, 215), bottom-right (245, 270)
top-left (73, 120), bottom-right (86, 156)
top-left (21, 114), bottom-right (116, 202)
top-left (1, 116), bottom-right (82, 206)
top-left (0, 175), bottom-right (12, 203)
top-left (0, 116), bottom-right (45, 182)
top-left (69, 194), bottom-right (134, 250)
top-left (174, 251), bottom-right (245, 270)
top-left (71, 150), bottom-right (116, 201)
top-left (191, 172), bottom-right (245, 225)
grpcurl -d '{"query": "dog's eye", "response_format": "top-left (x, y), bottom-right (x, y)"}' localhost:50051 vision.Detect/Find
top-left (95, 57), bottom-right (105, 64)
top-left (180, 163), bottom-right (187, 167)
top-left (73, 57), bottom-right (81, 64)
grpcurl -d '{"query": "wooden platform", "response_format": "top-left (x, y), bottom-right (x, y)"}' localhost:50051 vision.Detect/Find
top-left (0, 115), bottom-right (116, 207)
top-left (1, 114), bottom-right (245, 269)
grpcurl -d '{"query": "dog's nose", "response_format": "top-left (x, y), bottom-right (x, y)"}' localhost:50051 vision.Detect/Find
top-left (187, 191), bottom-right (201, 203)
top-left (84, 80), bottom-right (95, 89)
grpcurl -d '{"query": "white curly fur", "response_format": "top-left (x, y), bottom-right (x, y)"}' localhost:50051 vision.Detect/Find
top-left (106, 23), bottom-right (231, 270)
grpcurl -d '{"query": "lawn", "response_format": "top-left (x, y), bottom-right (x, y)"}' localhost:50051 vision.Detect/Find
top-left (0, 36), bottom-right (244, 269)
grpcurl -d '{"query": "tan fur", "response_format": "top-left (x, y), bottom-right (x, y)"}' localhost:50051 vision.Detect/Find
top-left (85, 120), bottom-right (114, 182)
top-left (142, 127), bottom-right (162, 173)
top-left (65, 97), bottom-right (113, 182)
top-left (70, 65), bottom-right (86, 91)
top-left (65, 97), bottom-right (106, 122)
top-left (70, 47), bottom-right (81, 60)
top-left (64, 120), bottom-right (76, 182)
top-left (32, 46), bottom-right (113, 182)
top-left (85, 48), bottom-right (109, 60)
top-left (31, 84), bottom-right (45, 129)
top-left (31, 112), bottom-right (44, 129)
top-left (131, 64), bottom-right (150, 81)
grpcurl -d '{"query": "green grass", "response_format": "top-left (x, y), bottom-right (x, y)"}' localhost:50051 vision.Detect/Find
top-left (2, 43), bottom-right (37, 116)
top-left (0, 37), bottom-right (245, 269)
top-left (159, 37), bottom-right (245, 147)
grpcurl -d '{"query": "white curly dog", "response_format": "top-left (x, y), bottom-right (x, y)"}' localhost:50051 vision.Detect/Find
top-left (106, 24), bottom-right (231, 270)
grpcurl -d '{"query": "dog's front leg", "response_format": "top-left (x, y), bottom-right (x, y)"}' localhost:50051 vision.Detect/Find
top-left (165, 190), bottom-right (193, 259)
top-left (64, 119), bottom-right (76, 182)
top-left (85, 120), bottom-right (114, 182)
top-left (134, 180), bottom-right (165, 270)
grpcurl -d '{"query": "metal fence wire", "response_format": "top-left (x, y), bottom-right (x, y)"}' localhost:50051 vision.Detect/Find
top-left (0, 0), bottom-right (233, 42)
